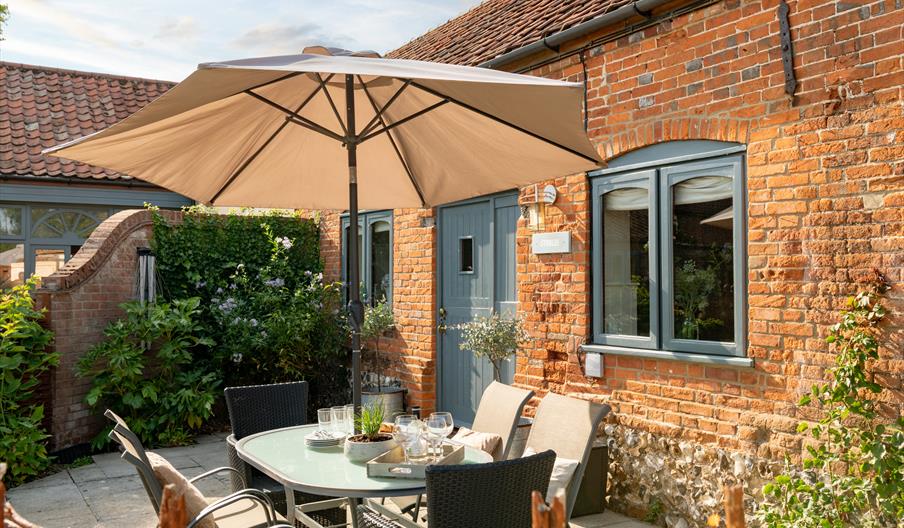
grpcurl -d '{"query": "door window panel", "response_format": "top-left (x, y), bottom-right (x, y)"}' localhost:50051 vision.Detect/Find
top-left (370, 220), bottom-right (391, 303)
top-left (342, 211), bottom-right (392, 305)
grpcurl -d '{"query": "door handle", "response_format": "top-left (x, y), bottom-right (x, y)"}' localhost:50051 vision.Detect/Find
top-left (438, 307), bottom-right (447, 334)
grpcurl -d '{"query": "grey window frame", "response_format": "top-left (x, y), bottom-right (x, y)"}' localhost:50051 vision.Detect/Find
top-left (591, 169), bottom-right (659, 349)
top-left (589, 149), bottom-right (747, 359)
top-left (341, 210), bottom-right (393, 305)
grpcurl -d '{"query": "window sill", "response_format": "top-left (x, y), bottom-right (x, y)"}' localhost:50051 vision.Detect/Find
top-left (580, 343), bottom-right (754, 368)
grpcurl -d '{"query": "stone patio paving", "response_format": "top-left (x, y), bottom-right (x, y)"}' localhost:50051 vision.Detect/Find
top-left (8, 433), bottom-right (652, 528)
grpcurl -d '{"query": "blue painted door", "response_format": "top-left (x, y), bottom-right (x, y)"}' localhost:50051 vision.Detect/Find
top-left (438, 193), bottom-right (518, 424)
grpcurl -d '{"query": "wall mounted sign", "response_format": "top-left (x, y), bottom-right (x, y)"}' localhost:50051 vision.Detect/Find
top-left (531, 231), bottom-right (571, 254)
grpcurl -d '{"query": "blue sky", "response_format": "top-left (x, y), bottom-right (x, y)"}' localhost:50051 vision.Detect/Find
top-left (1, 0), bottom-right (481, 81)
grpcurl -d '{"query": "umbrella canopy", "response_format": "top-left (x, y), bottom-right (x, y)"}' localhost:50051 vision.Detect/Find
top-left (45, 47), bottom-right (601, 414)
top-left (45, 47), bottom-right (600, 209)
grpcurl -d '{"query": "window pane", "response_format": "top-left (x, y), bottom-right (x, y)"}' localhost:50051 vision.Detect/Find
top-left (0, 207), bottom-right (23, 236)
top-left (459, 237), bottom-right (473, 273)
top-left (672, 176), bottom-right (734, 342)
top-left (602, 188), bottom-right (650, 336)
top-left (34, 248), bottom-right (66, 279)
top-left (0, 243), bottom-right (26, 288)
top-left (370, 220), bottom-right (390, 303)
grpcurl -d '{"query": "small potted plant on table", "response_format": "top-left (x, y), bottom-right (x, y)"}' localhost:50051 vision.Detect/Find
top-left (344, 402), bottom-right (396, 463)
top-left (361, 300), bottom-right (405, 417)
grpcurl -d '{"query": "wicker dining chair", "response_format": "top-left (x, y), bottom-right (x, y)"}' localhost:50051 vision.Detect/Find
top-left (224, 381), bottom-right (346, 525)
top-left (357, 449), bottom-right (556, 528)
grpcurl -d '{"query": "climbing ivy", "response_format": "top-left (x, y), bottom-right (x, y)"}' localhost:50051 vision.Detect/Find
top-left (757, 272), bottom-right (903, 527)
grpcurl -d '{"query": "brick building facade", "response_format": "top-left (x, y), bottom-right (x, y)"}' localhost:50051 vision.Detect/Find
top-left (316, 0), bottom-right (903, 474)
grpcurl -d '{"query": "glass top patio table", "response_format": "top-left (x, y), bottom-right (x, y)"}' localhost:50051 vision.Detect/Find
top-left (235, 424), bottom-right (493, 498)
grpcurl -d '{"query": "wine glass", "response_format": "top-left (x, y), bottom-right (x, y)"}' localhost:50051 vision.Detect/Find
top-left (393, 415), bottom-right (418, 464)
top-left (425, 415), bottom-right (447, 461)
top-left (428, 412), bottom-right (454, 459)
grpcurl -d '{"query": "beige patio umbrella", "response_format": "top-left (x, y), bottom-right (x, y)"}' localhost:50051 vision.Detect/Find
top-left (45, 47), bottom-right (601, 410)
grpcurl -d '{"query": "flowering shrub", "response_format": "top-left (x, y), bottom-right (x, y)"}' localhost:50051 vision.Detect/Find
top-left (152, 207), bottom-right (350, 414)
top-left (456, 313), bottom-right (527, 381)
top-left (0, 277), bottom-right (58, 486)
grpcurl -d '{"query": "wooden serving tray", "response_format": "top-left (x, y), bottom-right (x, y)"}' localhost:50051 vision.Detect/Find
top-left (366, 444), bottom-right (464, 479)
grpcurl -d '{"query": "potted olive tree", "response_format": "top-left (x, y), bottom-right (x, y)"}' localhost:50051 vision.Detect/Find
top-left (361, 300), bottom-right (405, 417)
top-left (457, 313), bottom-right (527, 382)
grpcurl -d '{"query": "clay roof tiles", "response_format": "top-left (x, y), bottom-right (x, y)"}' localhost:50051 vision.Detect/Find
top-left (388, 0), bottom-right (632, 66)
top-left (0, 61), bottom-right (174, 181)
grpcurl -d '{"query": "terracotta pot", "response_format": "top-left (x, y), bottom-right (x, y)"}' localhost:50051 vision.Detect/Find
top-left (344, 434), bottom-right (397, 463)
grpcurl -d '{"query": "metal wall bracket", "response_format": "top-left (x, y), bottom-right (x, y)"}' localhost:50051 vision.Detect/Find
top-left (778, 0), bottom-right (797, 96)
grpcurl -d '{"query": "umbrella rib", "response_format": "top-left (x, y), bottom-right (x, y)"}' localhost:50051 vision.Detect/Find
top-left (357, 75), bottom-right (426, 207)
top-left (209, 86), bottom-right (322, 203)
top-left (315, 73), bottom-right (347, 136)
top-left (358, 99), bottom-right (449, 143)
top-left (245, 90), bottom-right (345, 142)
top-left (358, 80), bottom-right (411, 138)
top-left (406, 80), bottom-right (600, 164)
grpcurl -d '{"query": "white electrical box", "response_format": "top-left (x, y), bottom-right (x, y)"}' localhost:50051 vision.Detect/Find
top-left (531, 231), bottom-right (571, 254)
top-left (584, 353), bottom-right (603, 378)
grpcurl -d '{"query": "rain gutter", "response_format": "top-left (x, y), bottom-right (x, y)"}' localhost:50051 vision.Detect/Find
top-left (478, 0), bottom-right (682, 70)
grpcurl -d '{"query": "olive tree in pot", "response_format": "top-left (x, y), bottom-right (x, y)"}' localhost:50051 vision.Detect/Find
top-left (360, 300), bottom-right (405, 417)
top-left (344, 401), bottom-right (396, 462)
top-left (457, 313), bottom-right (527, 382)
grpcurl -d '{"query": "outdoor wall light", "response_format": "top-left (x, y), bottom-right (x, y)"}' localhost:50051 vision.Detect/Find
top-left (520, 183), bottom-right (557, 231)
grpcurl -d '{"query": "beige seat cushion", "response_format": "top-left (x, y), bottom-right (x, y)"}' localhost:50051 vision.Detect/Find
top-left (523, 447), bottom-right (579, 504)
top-left (213, 498), bottom-right (287, 528)
top-left (148, 451), bottom-right (216, 528)
top-left (452, 427), bottom-right (503, 461)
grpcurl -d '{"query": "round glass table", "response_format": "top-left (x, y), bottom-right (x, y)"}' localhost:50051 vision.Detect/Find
top-left (236, 424), bottom-right (492, 526)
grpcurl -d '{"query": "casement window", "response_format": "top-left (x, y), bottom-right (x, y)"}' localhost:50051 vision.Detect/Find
top-left (588, 141), bottom-right (748, 362)
top-left (341, 210), bottom-right (393, 305)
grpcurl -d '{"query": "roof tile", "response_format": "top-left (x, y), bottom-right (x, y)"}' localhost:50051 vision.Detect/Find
top-left (389, 0), bottom-right (632, 66)
top-left (0, 61), bottom-right (175, 181)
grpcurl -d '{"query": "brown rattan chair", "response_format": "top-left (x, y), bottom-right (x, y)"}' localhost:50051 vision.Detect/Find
top-left (358, 449), bottom-right (556, 528)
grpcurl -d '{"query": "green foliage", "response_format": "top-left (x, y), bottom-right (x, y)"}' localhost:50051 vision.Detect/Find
top-left (0, 277), bottom-right (58, 486)
top-left (673, 260), bottom-right (722, 339)
top-left (151, 206), bottom-right (350, 414)
top-left (757, 275), bottom-right (903, 527)
top-left (77, 298), bottom-right (219, 449)
top-left (354, 401), bottom-right (386, 441)
top-left (0, 4), bottom-right (8, 40)
top-left (361, 300), bottom-right (396, 390)
top-left (457, 313), bottom-right (527, 382)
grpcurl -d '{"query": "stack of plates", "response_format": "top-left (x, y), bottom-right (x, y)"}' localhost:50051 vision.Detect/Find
top-left (305, 430), bottom-right (346, 448)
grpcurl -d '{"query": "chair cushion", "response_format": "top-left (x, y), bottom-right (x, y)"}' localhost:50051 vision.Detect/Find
top-left (452, 427), bottom-right (504, 461)
top-left (147, 451), bottom-right (216, 528)
top-left (523, 447), bottom-right (579, 503)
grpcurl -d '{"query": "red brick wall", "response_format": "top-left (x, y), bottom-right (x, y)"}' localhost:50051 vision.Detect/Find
top-left (318, 0), bottom-right (903, 461)
top-left (509, 0), bottom-right (904, 459)
top-left (35, 209), bottom-right (180, 449)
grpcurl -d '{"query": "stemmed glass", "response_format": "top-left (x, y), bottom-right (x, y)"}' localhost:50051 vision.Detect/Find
top-left (393, 415), bottom-right (418, 464)
top-left (426, 412), bottom-right (453, 461)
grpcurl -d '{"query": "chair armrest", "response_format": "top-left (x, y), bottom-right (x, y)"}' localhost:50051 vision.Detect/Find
top-left (188, 466), bottom-right (247, 488)
top-left (188, 490), bottom-right (277, 528)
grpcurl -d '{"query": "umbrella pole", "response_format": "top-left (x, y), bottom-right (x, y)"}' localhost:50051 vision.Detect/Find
top-left (345, 74), bottom-right (364, 422)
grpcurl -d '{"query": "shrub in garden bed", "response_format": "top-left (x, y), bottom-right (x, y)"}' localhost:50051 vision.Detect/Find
top-left (152, 207), bottom-right (350, 414)
top-left (0, 277), bottom-right (58, 486)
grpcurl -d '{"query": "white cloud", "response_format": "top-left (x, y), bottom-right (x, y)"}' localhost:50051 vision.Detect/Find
top-left (1, 0), bottom-right (483, 79)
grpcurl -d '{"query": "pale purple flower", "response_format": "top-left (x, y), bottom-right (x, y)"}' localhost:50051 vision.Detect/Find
top-left (231, 353), bottom-right (243, 363)
top-left (277, 237), bottom-right (293, 250)
top-left (264, 278), bottom-right (285, 288)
